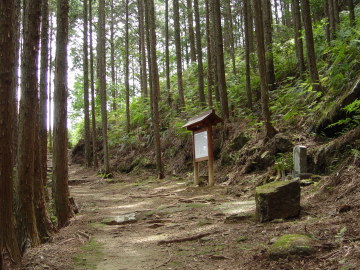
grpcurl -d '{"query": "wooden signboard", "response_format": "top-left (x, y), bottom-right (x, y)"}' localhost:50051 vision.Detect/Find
top-left (183, 109), bottom-right (222, 186)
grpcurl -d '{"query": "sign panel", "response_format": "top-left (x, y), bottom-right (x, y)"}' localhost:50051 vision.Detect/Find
top-left (194, 130), bottom-right (208, 159)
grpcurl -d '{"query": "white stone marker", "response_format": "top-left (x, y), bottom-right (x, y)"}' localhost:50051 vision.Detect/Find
top-left (293, 145), bottom-right (307, 178)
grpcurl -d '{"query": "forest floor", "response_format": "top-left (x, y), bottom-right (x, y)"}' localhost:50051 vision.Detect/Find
top-left (21, 162), bottom-right (360, 270)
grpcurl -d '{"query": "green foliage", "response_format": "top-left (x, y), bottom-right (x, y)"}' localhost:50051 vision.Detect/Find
top-left (326, 100), bottom-right (360, 135)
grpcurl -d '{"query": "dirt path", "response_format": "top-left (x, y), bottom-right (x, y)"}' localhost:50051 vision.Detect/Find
top-left (21, 164), bottom-right (360, 270)
top-left (68, 164), bottom-right (258, 270)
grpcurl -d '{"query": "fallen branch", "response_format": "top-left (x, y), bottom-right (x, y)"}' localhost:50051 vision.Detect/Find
top-left (158, 232), bottom-right (213, 245)
top-left (59, 238), bottom-right (76, 245)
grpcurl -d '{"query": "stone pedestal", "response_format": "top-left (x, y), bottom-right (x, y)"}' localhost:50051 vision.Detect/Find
top-left (293, 145), bottom-right (307, 178)
top-left (255, 180), bottom-right (300, 222)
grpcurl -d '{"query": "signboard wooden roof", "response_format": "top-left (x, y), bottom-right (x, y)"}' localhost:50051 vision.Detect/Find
top-left (182, 109), bottom-right (223, 131)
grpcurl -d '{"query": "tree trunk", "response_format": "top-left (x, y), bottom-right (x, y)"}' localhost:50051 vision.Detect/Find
top-left (323, 0), bottom-right (331, 44)
top-left (48, 16), bottom-right (53, 153)
top-left (40, 0), bottom-right (50, 184)
top-left (205, 0), bottom-right (213, 107)
top-left (89, 0), bottom-right (98, 169)
top-left (262, 0), bottom-right (275, 89)
top-left (194, 0), bottom-right (206, 106)
top-left (244, 0), bottom-right (253, 110)
top-left (36, 0), bottom-right (53, 241)
top-left (145, 0), bottom-right (165, 179)
top-left (253, 0), bottom-right (277, 140)
top-left (224, 0), bottom-right (236, 76)
top-left (300, 0), bottom-right (322, 93)
top-left (186, 0), bottom-right (196, 63)
top-left (98, 0), bottom-right (110, 174)
top-left (138, 0), bottom-right (148, 98)
top-left (17, 0), bottom-right (42, 248)
top-left (173, 0), bottom-right (185, 109)
top-left (328, 0), bottom-right (336, 39)
top-left (125, 0), bottom-right (131, 134)
top-left (12, 0), bottom-right (21, 166)
top-left (213, 0), bottom-right (229, 119)
top-left (348, 0), bottom-right (355, 27)
top-left (110, 0), bottom-right (117, 111)
top-left (165, 0), bottom-right (171, 105)
top-left (53, 0), bottom-right (73, 228)
top-left (0, 0), bottom-right (22, 266)
top-left (292, 0), bottom-right (306, 75)
top-left (83, 0), bottom-right (91, 167)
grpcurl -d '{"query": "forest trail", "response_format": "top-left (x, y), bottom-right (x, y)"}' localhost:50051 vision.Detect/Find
top-left (68, 164), bottom-right (257, 270)
top-left (21, 162), bottom-right (360, 270)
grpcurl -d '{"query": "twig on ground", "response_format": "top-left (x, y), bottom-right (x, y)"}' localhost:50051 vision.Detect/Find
top-left (158, 231), bottom-right (217, 245)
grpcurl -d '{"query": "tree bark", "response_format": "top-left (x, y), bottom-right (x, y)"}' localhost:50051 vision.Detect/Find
top-left (89, 0), bottom-right (98, 169)
top-left (0, 0), bottom-right (22, 266)
top-left (292, 0), bottom-right (306, 75)
top-left (224, 0), bottom-right (236, 76)
top-left (262, 0), bottom-right (275, 89)
top-left (110, 0), bottom-right (117, 111)
top-left (300, 0), bottom-right (322, 93)
top-left (17, 0), bottom-right (42, 248)
top-left (146, 0), bottom-right (165, 179)
top-left (98, 0), bottom-right (110, 174)
top-left (186, 0), bottom-right (196, 63)
top-left (205, 0), bottom-right (213, 107)
top-left (323, 0), bottom-right (331, 44)
top-left (213, 0), bottom-right (229, 119)
top-left (253, 0), bottom-right (277, 140)
top-left (164, 0), bottom-right (171, 104)
top-left (83, 0), bottom-right (91, 167)
top-left (35, 0), bottom-right (53, 241)
top-left (348, 0), bottom-right (355, 27)
top-left (125, 0), bottom-right (131, 134)
top-left (244, 0), bottom-right (253, 110)
top-left (173, 0), bottom-right (185, 109)
top-left (194, 0), bottom-right (206, 106)
top-left (53, 0), bottom-right (73, 228)
top-left (138, 0), bottom-right (148, 98)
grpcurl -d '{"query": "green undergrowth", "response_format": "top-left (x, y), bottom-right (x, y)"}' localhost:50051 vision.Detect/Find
top-left (73, 239), bottom-right (104, 270)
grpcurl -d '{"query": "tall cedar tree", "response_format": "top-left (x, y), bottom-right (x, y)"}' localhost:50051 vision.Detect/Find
top-left (253, 0), bottom-right (277, 140)
top-left (173, 0), bottom-right (185, 108)
top-left (0, 0), bottom-right (21, 267)
top-left (48, 17), bottom-right (53, 152)
top-left (146, 0), bottom-right (165, 179)
top-left (186, 0), bottom-right (196, 62)
top-left (292, 0), bottom-right (306, 74)
top-left (110, 0), bottom-right (117, 110)
top-left (348, 0), bottom-right (355, 27)
top-left (125, 0), bottom-right (131, 133)
top-left (138, 0), bottom-right (148, 98)
top-left (12, 0), bottom-right (21, 165)
top-left (98, 0), bottom-right (111, 174)
top-left (89, 0), bottom-right (98, 169)
top-left (210, 0), bottom-right (220, 103)
top-left (262, 0), bottom-right (275, 89)
top-left (300, 0), bottom-right (322, 93)
top-left (83, 0), bottom-right (91, 167)
top-left (40, 0), bottom-right (50, 188)
top-left (164, 0), bottom-right (171, 104)
top-left (17, 0), bottom-right (42, 248)
top-left (34, 0), bottom-right (54, 242)
top-left (194, 0), bottom-right (206, 106)
top-left (243, 0), bottom-right (253, 110)
top-left (205, 0), bottom-right (213, 107)
top-left (213, 0), bottom-right (229, 119)
top-left (223, 0), bottom-right (236, 76)
top-left (53, 0), bottom-right (73, 228)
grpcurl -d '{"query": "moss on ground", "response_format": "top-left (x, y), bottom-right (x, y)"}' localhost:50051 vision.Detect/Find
top-left (73, 239), bottom-right (104, 270)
